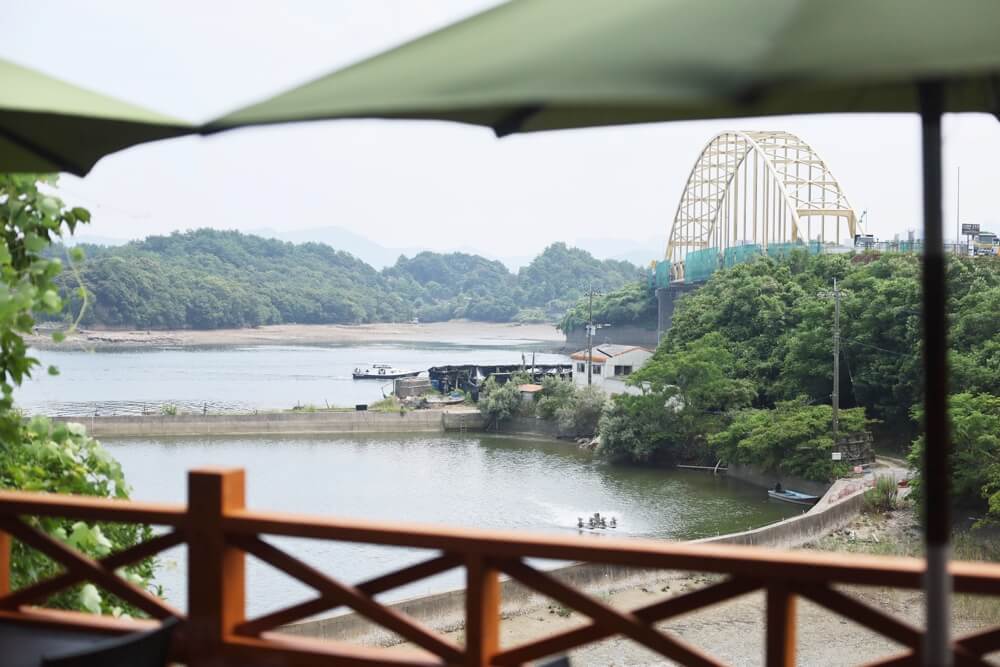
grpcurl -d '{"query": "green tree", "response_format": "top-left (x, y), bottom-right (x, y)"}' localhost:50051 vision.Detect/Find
top-left (597, 390), bottom-right (706, 464)
top-left (558, 281), bottom-right (657, 334)
top-left (632, 332), bottom-right (756, 411)
top-left (518, 243), bottom-right (641, 317)
top-left (0, 174), bottom-right (155, 615)
top-left (535, 376), bottom-right (576, 419)
top-left (555, 385), bottom-right (606, 436)
top-left (709, 399), bottom-right (867, 482)
top-left (907, 393), bottom-right (1000, 521)
top-left (478, 377), bottom-right (522, 427)
top-left (0, 415), bottom-right (156, 614)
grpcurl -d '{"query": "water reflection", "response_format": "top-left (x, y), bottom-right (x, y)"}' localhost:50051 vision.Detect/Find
top-left (103, 433), bottom-right (800, 614)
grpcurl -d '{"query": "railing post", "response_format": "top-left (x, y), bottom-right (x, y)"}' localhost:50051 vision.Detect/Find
top-left (0, 529), bottom-right (10, 595)
top-left (465, 554), bottom-right (500, 667)
top-left (187, 468), bottom-right (245, 667)
top-left (766, 585), bottom-right (796, 667)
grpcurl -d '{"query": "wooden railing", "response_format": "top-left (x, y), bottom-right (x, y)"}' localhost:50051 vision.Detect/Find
top-left (2, 467), bottom-right (1000, 666)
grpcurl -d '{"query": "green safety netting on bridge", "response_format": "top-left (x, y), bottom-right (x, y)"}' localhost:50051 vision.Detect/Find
top-left (684, 247), bottom-right (721, 283)
top-left (654, 260), bottom-right (671, 289)
top-left (685, 241), bottom-right (824, 283)
top-left (723, 244), bottom-right (762, 268)
top-left (765, 240), bottom-right (823, 259)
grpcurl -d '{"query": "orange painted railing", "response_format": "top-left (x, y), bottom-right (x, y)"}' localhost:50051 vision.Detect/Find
top-left (2, 467), bottom-right (1000, 666)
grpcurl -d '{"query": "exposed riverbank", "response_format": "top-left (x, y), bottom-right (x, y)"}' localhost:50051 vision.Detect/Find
top-left (341, 505), bottom-right (1000, 666)
top-left (28, 321), bottom-right (566, 351)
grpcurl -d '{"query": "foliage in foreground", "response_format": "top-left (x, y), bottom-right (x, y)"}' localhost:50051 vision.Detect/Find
top-left (0, 415), bottom-right (156, 615)
top-left (907, 393), bottom-right (1000, 522)
top-left (0, 174), bottom-right (154, 615)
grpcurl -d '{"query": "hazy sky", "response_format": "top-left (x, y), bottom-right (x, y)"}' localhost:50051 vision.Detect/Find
top-left (5, 1), bottom-right (1000, 258)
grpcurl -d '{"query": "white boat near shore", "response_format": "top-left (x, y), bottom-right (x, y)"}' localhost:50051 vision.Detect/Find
top-left (352, 363), bottom-right (420, 380)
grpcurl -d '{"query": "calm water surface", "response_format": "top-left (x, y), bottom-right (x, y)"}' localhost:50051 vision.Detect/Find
top-left (22, 340), bottom-right (800, 617)
top-left (104, 433), bottom-right (801, 616)
top-left (21, 341), bottom-right (567, 415)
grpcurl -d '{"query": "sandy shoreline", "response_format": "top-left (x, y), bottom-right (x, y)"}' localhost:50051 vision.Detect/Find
top-left (28, 320), bottom-right (567, 351)
top-left (378, 507), bottom-right (1000, 666)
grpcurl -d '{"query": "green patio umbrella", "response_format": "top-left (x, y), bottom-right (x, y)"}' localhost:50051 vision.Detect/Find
top-left (0, 58), bottom-right (193, 176)
top-left (206, 0), bottom-right (1000, 134)
top-left (207, 2), bottom-right (999, 664)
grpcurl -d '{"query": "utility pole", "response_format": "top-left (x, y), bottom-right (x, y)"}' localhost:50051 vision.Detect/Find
top-left (584, 283), bottom-right (610, 386)
top-left (586, 285), bottom-right (596, 386)
top-left (956, 166), bottom-right (961, 253)
top-left (817, 278), bottom-right (844, 440)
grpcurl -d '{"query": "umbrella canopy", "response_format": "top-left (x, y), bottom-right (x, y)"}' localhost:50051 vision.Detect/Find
top-left (0, 58), bottom-right (193, 176)
top-left (207, 0), bottom-right (1000, 135)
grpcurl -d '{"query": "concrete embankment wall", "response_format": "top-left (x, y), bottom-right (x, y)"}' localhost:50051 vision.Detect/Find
top-left (56, 409), bottom-right (583, 441)
top-left (695, 478), bottom-right (869, 549)
top-left (285, 477), bottom-right (870, 644)
top-left (56, 410), bottom-right (452, 438)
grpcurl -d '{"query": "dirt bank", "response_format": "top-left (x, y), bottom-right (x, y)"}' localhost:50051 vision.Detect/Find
top-left (28, 321), bottom-right (565, 351)
top-left (373, 506), bottom-right (1000, 665)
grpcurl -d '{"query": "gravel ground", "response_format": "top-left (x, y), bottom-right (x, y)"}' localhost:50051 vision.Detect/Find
top-left (386, 507), bottom-right (1000, 665)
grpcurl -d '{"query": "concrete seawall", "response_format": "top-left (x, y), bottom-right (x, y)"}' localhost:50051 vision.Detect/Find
top-left (56, 409), bottom-right (578, 440)
top-left (284, 476), bottom-right (870, 644)
top-left (695, 477), bottom-right (869, 548)
top-left (55, 410), bottom-right (470, 438)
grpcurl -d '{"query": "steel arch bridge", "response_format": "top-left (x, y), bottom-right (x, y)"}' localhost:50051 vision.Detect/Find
top-left (663, 131), bottom-right (858, 282)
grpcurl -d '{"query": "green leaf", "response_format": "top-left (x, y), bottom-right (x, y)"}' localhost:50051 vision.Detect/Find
top-left (79, 584), bottom-right (102, 614)
top-left (51, 331), bottom-right (66, 343)
top-left (47, 365), bottom-right (59, 376)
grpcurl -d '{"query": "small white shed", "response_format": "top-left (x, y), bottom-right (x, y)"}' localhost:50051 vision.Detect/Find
top-left (570, 344), bottom-right (653, 394)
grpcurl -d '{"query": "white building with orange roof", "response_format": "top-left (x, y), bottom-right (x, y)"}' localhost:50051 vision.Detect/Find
top-left (569, 344), bottom-right (653, 394)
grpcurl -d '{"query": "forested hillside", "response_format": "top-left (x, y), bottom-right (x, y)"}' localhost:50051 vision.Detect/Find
top-left (50, 230), bottom-right (641, 329)
top-left (598, 251), bottom-right (1000, 511)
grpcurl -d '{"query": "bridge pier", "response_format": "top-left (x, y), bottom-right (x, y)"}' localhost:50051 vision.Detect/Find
top-left (656, 283), bottom-right (699, 343)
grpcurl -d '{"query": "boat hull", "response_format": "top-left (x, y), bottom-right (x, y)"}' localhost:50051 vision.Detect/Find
top-left (352, 370), bottom-right (421, 380)
top-left (767, 490), bottom-right (819, 506)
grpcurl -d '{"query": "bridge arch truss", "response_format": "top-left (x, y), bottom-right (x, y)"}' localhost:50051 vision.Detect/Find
top-left (665, 131), bottom-right (858, 279)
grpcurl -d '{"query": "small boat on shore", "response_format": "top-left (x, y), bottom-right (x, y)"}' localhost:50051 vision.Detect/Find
top-left (352, 363), bottom-right (420, 380)
top-left (767, 488), bottom-right (820, 506)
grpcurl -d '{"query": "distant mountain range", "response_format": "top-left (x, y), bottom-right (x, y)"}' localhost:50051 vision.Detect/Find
top-left (51, 229), bottom-right (647, 330)
top-left (253, 226), bottom-right (664, 270)
top-left (68, 225), bottom-right (665, 270)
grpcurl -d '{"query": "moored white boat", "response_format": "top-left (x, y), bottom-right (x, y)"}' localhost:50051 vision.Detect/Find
top-left (352, 363), bottom-right (420, 380)
top-left (767, 489), bottom-right (820, 506)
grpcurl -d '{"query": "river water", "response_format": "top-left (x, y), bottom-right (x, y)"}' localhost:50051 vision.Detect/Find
top-left (104, 433), bottom-right (800, 616)
top-left (20, 341), bottom-right (566, 416)
top-left (18, 337), bottom-right (800, 617)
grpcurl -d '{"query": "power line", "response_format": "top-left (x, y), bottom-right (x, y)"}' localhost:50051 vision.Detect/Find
top-left (842, 337), bottom-right (916, 358)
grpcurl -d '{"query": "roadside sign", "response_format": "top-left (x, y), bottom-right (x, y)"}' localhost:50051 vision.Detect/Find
top-left (962, 222), bottom-right (980, 235)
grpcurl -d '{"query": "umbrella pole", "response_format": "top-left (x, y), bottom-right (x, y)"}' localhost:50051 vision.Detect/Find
top-left (919, 81), bottom-right (951, 667)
